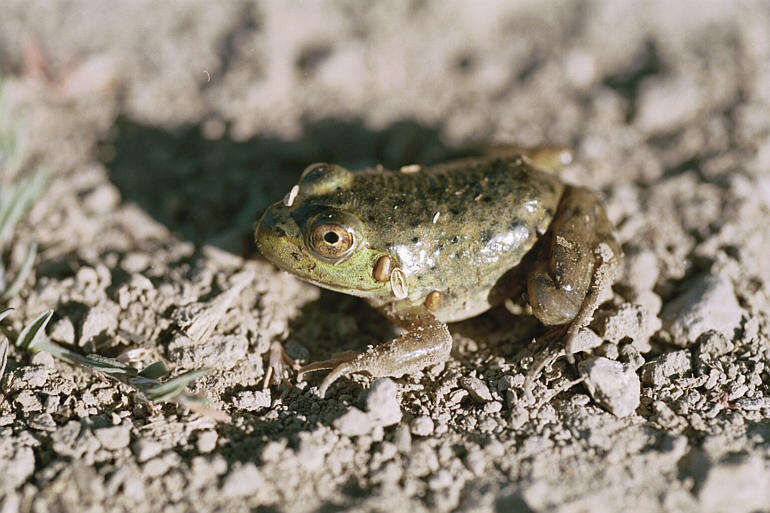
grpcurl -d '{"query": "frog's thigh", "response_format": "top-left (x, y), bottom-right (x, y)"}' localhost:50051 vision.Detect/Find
top-left (310, 305), bottom-right (452, 397)
top-left (526, 187), bottom-right (605, 326)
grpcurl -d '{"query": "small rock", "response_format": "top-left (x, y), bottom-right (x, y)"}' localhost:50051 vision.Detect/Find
top-left (365, 378), bottom-right (402, 427)
top-left (640, 350), bottom-right (691, 386)
top-left (221, 464), bottom-right (266, 498)
top-left (595, 302), bottom-right (661, 352)
top-left (333, 407), bottom-right (374, 436)
top-left (568, 327), bottom-right (604, 355)
top-left (79, 302), bottom-right (120, 348)
top-left (698, 456), bottom-right (770, 513)
top-left (94, 424), bottom-right (130, 450)
top-left (17, 366), bottom-right (50, 388)
top-left (578, 357), bottom-right (640, 417)
top-left (393, 423), bottom-right (412, 452)
top-left (3, 446), bottom-right (34, 487)
top-left (132, 438), bottom-right (162, 462)
top-left (661, 275), bottom-right (742, 347)
top-left (695, 330), bottom-right (734, 360)
top-left (636, 76), bottom-right (702, 133)
top-left (619, 343), bottom-right (645, 369)
top-left (14, 390), bottom-right (42, 412)
top-left (460, 376), bottom-right (493, 403)
top-left (428, 469), bottom-right (453, 490)
top-left (620, 246), bottom-right (659, 291)
top-left (508, 405), bottom-right (529, 429)
top-left (232, 390), bottom-right (271, 411)
top-left (30, 351), bottom-right (56, 368)
top-left (49, 318), bottom-right (76, 345)
top-left (83, 183), bottom-right (121, 214)
top-left (596, 341), bottom-right (619, 360)
top-left (27, 413), bottom-right (57, 431)
top-left (167, 333), bottom-right (248, 370)
top-left (196, 430), bottom-right (218, 453)
top-left (410, 416), bottom-right (434, 437)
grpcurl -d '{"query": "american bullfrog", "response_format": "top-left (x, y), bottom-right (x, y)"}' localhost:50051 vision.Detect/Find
top-left (255, 150), bottom-right (620, 397)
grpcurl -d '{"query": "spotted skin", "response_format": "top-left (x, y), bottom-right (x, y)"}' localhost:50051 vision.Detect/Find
top-left (256, 154), bottom-right (621, 397)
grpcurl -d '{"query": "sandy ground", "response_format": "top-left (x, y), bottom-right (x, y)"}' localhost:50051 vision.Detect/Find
top-left (1, 1), bottom-right (770, 512)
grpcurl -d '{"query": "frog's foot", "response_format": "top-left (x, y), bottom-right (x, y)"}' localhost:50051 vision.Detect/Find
top-left (263, 341), bottom-right (301, 389)
top-left (298, 306), bottom-right (452, 398)
top-left (563, 241), bottom-right (619, 363)
top-left (526, 186), bottom-right (621, 363)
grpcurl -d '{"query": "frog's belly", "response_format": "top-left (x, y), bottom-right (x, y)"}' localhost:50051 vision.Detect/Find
top-left (432, 284), bottom-right (497, 323)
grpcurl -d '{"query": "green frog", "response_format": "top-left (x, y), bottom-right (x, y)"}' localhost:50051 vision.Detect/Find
top-left (255, 149), bottom-right (620, 398)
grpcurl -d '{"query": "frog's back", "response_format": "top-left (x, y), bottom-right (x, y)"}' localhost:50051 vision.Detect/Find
top-left (334, 157), bottom-right (565, 321)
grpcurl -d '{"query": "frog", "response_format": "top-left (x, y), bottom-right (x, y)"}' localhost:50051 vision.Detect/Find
top-left (255, 149), bottom-right (621, 398)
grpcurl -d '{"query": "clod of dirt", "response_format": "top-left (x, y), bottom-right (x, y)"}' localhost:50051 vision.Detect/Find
top-left (409, 415), bottom-right (435, 437)
top-left (578, 356), bottom-right (640, 417)
top-left (694, 330), bottom-right (735, 360)
top-left (131, 438), bottom-right (162, 462)
top-left (640, 350), bottom-right (692, 386)
top-left (334, 378), bottom-right (403, 435)
top-left (221, 463), bottom-right (266, 499)
top-left (697, 456), bottom-right (770, 513)
top-left (661, 274), bottom-right (743, 347)
top-left (94, 424), bottom-right (131, 451)
top-left (459, 376), bottom-right (493, 402)
top-left (594, 302), bottom-right (661, 352)
top-left (364, 378), bottom-right (402, 426)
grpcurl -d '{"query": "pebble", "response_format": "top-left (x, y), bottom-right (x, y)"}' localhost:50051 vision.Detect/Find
top-left (595, 302), bottom-right (661, 352)
top-left (79, 303), bottom-right (119, 348)
top-left (232, 390), bottom-right (271, 411)
top-left (333, 407), bottom-right (374, 437)
top-left (568, 328), bottom-right (604, 355)
top-left (94, 424), bottom-right (131, 450)
top-left (132, 438), bottom-right (162, 462)
top-left (636, 76), bottom-right (702, 133)
top-left (697, 456), bottom-right (770, 513)
top-left (30, 351), bottom-right (56, 368)
top-left (640, 350), bottom-right (691, 386)
top-left (661, 275), bottom-right (742, 347)
top-left (409, 416), bottom-right (434, 437)
top-left (695, 330), bottom-right (735, 360)
top-left (393, 423), bottom-right (412, 453)
top-left (578, 357), bottom-right (640, 417)
top-left (459, 376), bottom-right (493, 402)
top-left (196, 430), bottom-right (218, 453)
top-left (221, 464), bottom-right (266, 498)
top-left (365, 378), bottom-right (402, 427)
top-left (619, 343), bottom-right (645, 369)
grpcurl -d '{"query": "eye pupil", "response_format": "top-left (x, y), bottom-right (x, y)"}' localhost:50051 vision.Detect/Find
top-left (324, 231), bottom-right (339, 244)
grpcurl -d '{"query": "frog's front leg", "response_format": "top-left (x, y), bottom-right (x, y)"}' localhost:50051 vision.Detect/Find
top-left (298, 305), bottom-right (452, 398)
top-left (526, 186), bottom-right (621, 363)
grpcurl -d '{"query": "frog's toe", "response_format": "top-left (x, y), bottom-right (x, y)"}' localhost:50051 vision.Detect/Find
top-left (298, 350), bottom-right (358, 374)
top-left (263, 341), bottom-right (301, 389)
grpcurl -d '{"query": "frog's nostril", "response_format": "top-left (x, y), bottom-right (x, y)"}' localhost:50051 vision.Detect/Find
top-left (274, 226), bottom-right (287, 238)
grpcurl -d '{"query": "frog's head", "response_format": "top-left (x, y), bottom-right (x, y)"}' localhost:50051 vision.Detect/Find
top-left (256, 163), bottom-right (396, 298)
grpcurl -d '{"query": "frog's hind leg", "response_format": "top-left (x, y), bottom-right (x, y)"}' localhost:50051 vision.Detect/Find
top-left (298, 305), bottom-right (452, 398)
top-left (525, 186), bottom-right (621, 366)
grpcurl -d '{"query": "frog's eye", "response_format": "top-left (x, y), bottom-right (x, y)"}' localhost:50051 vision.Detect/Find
top-left (309, 223), bottom-right (355, 261)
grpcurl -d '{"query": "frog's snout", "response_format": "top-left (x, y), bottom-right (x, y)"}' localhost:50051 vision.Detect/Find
top-left (255, 205), bottom-right (297, 265)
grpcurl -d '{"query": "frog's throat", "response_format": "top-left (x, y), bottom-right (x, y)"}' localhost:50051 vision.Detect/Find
top-left (295, 275), bottom-right (383, 298)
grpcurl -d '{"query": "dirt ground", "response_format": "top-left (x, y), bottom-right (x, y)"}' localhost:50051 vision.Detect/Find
top-left (1, 1), bottom-right (770, 512)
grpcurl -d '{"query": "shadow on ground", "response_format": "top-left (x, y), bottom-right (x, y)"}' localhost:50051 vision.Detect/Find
top-left (100, 116), bottom-right (469, 253)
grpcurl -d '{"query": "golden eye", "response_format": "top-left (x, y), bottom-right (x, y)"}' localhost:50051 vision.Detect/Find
top-left (310, 223), bottom-right (354, 260)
